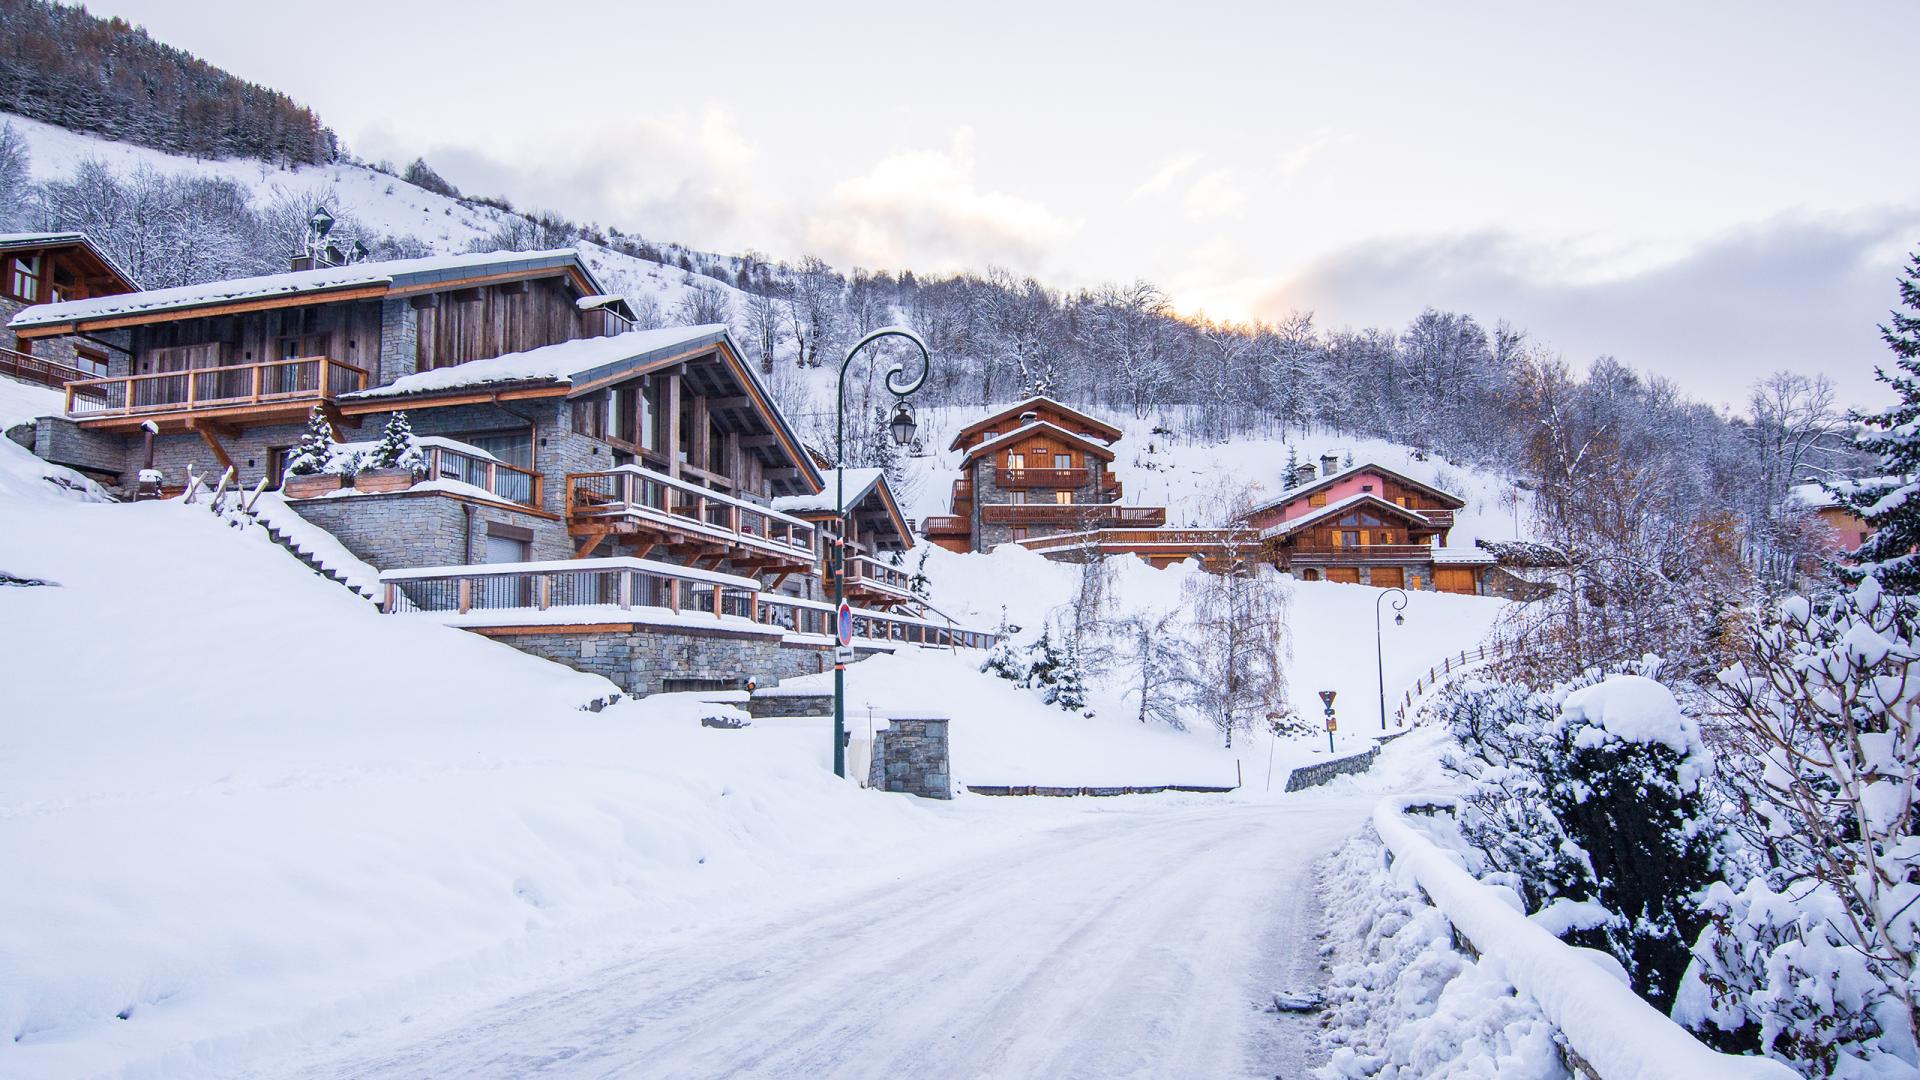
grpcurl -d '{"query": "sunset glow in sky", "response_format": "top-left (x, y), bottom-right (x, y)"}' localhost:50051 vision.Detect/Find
top-left (84, 0), bottom-right (1920, 405)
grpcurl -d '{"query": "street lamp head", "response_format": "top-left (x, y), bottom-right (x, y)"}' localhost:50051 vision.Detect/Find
top-left (309, 206), bottom-right (335, 238)
top-left (888, 400), bottom-right (917, 446)
top-left (1395, 612), bottom-right (1405, 626)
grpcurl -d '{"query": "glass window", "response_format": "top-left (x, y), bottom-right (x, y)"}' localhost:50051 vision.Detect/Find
top-left (1054, 453), bottom-right (1072, 469)
top-left (462, 431), bottom-right (534, 469)
top-left (9, 254), bottom-right (40, 301)
top-left (1054, 490), bottom-right (1072, 505)
top-left (74, 348), bottom-right (108, 377)
top-left (1308, 492), bottom-right (1327, 507)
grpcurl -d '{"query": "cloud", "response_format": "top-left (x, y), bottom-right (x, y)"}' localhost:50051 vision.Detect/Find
top-left (1132, 155), bottom-right (1200, 199)
top-left (804, 128), bottom-right (1080, 272)
top-left (1253, 208), bottom-right (1920, 408)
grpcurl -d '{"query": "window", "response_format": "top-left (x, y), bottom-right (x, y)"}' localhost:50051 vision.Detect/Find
top-left (74, 348), bottom-right (108, 377)
top-left (8, 254), bottom-right (41, 301)
top-left (983, 430), bottom-right (998, 440)
top-left (1011, 526), bottom-right (1028, 541)
top-left (1308, 492), bottom-right (1327, 508)
top-left (461, 431), bottom-right (534, 469)
top-left (1054, 453), bottom-right (1072, 470)
top-left (1006, 452), bottom-right (1025, 471)
top-left (1054, 490), bottom-right (1072, 505)
top-left (1005, 490), bottom-right (1027, 505)
top-left (266, 446), bottom-right (292, 489)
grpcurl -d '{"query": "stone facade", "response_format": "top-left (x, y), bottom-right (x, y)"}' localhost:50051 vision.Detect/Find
top-left (1283, 744), bottom-right (1381, 792)
top-left (29, 415), bottom-right (129, 480)
top-left (475, 623), bottom-right (836, 697)
top-left (968, 456), bottom-right (1110, 552)
top-left (866, 717), bottom-right (952, 799)
top-left (287, 489), bottom-right (571, 570)
top-left (375, 298), bottom-right (418, 387)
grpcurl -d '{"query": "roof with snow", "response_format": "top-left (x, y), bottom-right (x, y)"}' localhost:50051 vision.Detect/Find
top-left (9, 248), bottom-right (597, 332)
top-left (0, 231), bottom-right (141, 292)
top-left (774, 467), bottom-right (910, 551)
top-left (957, 420), bottom-right (1119, 467)
top-left (1246, 460), bottom-right (1467, 519)
top-left (344, 325), bottom-right (823, 497)
top-left (949, 396), bottom-right (1123, 451)
top-left (1256, 492), bottom-right (1442, 540)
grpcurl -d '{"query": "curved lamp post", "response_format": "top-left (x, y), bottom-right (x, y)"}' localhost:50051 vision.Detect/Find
top-left (832, 326), bottom-right (932, 778)
top-left (1375, 587), bottom-right (1408, 731)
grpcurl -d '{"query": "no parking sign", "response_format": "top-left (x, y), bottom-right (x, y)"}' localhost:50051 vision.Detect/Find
top-left (837, 601), bottom-right (854, 647)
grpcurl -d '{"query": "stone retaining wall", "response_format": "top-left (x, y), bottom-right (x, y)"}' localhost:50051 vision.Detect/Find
top-left (867, 717), bottom-right (951, 799)
top-left (1283, 744), bottom-right (1381, 792)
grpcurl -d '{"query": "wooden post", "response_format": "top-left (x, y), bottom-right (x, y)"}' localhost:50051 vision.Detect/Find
top-left (665, 372), bottom-right (682, 480)
top-left (713, 584), bottom-right (724, 618)
top-left (383, 582), bottom-right (397, 613)
top-left (669, 578), bottom-right (679, 613)
top-left (618, 570), bottom-right (631, 610)
top-left (486, 462), bottom-right (497, 497)
top-left (538, 575), bottom-right (551, 611)
top-left (458, 578), bottom-right (472, 614)
top-left (317, 358), bottom-right (329, 400)
top-left (251, 364), bottom-right (262, 403)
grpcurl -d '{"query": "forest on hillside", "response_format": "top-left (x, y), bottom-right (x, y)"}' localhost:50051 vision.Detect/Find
top-left (0, 0), bottom-right (336, 165)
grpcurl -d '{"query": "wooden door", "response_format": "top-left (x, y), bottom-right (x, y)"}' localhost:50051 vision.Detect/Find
top-left (1372, 566), bottom-right (1404, 589)
top-left (1435, 568), bottom-right (1476, 594)
top-left (1326, 567), bottom-right (1361, 584)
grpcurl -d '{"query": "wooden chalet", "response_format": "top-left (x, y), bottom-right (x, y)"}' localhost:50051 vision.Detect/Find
top-left (0, 232), bottom-right (140, 389)
top-left (1243, 459), bottom-right (1487, 592)
top-left (774, 467), bottom-right (917, 609)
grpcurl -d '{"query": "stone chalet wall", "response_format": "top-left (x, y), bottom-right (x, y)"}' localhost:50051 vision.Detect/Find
top-left (969, 456), bottom-right (1107, 551)
top-left (473, 623), bottom-right (838, 698)
top-left (867, 718), bottom-right (952, 799)
top-left (288, 489), bottom-right (572, 570)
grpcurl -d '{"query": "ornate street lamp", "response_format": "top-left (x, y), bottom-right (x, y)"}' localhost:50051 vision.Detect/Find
top-left (831, 326), bottom-right (932, 778)
top-left (1376, 587), bottom-right (1408, 730)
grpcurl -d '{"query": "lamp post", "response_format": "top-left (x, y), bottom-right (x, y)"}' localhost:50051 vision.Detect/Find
top-left (1375, 586), bottom-right (1408, 731)
top-left (831, 326), bottom-right (931, 778)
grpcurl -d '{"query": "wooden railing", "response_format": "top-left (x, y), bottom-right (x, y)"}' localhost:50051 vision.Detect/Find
top-left (1017, 527), bottom-right (1257, 553)
top-left (1393, 644), bottom-right (1495, 726)
top-left (980, 503), bottom-right (1167, 526)
top-left (0, 345), bottom-right (91, 389)
top-left (380, 556), bottom-right (995, 650)
top-left (64, 356), bottom-right (369, 418)
top-left (996, 466), bottom-right (1088, 489)
top-left (922, 514), bottom-right (969, 536)
top-left (567, 465), bottom-right (817, 562)
top-left (420, 444), bottom-right (541, 508)
top-left (846, 553), bottom-right (913, 598)
top-left (1290, 543), bottom-right (1437, 563)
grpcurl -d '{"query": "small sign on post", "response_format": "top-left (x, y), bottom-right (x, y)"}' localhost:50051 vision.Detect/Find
top-left (1319, 690), bottom-right (1338, 754)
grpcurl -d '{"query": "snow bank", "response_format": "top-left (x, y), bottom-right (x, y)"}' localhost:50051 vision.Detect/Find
top-left (1369, 799), bottom-right (1797, 1080)
top-left (1560, 673), bottom-right (1704, 758)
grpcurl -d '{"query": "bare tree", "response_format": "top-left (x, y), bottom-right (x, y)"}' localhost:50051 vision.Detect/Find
top-left (786, 255), bottom-right (842, 367)
top-left (1114, 605), bottom-right (1191, 729)
top-left (0, 122), bottom-right (31, 231)
top-left (743, 285), bottom-right (787, 373)
top-left (674, 278), bottom-right (733, 326)
top-left (1183, 482), bottom-right (1290, 747)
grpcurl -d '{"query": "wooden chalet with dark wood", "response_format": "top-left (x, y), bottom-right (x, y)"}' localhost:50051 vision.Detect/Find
top-left (1242, 455), bottom-right (1490, 592)
top-left (773, 467), bottom-right (917, 609)
top-left (0, 232), bottom-right (140, 390)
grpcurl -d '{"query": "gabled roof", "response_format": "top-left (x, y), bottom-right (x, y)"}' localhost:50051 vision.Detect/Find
top-left (10, 247), bottom-right (600, 334)
top-left (1247, 460), bottom-right (1467, 518)
top-left (1257, 493), bottom-right (1441, 540)
top-left (957, 420), bottom-right (1117, 468)
top-left (774, 468), bottom-right (912, 550)
top-left (342, 324), bottom-right (823, 495)
top-left (0, 231), bottom-right (141, 292)
top-left (948, 396), bottom-right (1123, 451)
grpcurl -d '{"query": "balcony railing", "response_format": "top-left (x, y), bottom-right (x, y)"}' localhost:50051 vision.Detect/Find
top-left (980, 503), bottom-right (1167, 527)
top-left (0, 346), bottom-right (91, 389)
top-left (420, 443), bottom-right (541, 508)
top-left (996, 467), bottom-right (1088, 489)
top-left (567, 465), bottom-right (817, 563)
top-left (1018, 528), bottom-right (1258, 553)
top-left (1417, 509), bottom-right (1456, 529)
top-left (64, 356), bottom-right (369, 419)
top-left (1288, 543), bottom-right (1438, 563)
top-left (379, 556), bottom-right (995, 650)
top-left (921, 514), bottom-right (970, 536)
top-left (845, 553), bottom-right (914, 599)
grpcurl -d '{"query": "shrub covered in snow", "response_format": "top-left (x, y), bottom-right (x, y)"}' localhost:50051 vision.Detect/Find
top-left (285, 405), bottom-right (335, 477)
top-left (368, 410), bottom-right (426, 471)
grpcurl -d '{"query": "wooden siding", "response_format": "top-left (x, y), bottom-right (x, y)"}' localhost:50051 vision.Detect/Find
top-left (127, 300), bottom-right (384, 379)
top-left (415, 277), bottom-right (594, 370)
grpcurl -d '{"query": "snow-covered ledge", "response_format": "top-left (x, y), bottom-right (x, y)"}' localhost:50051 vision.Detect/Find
top-left (1372, 798), bottom-right (1797, 1080)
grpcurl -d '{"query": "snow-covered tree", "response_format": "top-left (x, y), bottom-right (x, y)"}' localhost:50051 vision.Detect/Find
top-left (908, 550), bottom-right (932, 604)
top-left (0, 122), bottom-right (30, 231)
top-left (1832, 251), bottom-right (1920, 594)
top-left (369, 411), bottom-right (424, 471)
top-left (1045, 638), bottom-right (1091, 715)
top-left (1114, 606), bottom-right (1190, 729)
top-left (1183, 560), bottom-right (1287, 749)
top-left (285, 406), bottom-right (335, 476)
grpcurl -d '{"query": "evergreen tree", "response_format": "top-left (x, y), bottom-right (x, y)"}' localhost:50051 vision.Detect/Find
top-left (1024, 626), bottom-right (1064, 691)
top-left (1833, 251), bottom-right (1920, 593)
top-left (1045, 638), bottom-right (1092, 715)
top-left (909, 550), bottom-right (932, 603)
top-left (285, 405), bottom-right (334, 476)
top-left (369, 411), bottom-right (424, 470)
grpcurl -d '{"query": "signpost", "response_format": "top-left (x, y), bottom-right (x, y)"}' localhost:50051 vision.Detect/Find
top-left (1319, 690), bottom-right (1338, 754)
top-left (837, 601), bottom-right (854, 648)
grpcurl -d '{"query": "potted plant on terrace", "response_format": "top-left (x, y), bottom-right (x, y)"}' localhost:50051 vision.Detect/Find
top-left (282, 405), bottom-right (348, 499)
top-left (353, 411), bottom-right (426, 493)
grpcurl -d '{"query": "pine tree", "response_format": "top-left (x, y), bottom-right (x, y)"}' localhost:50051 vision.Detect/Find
top-left (370, 411), bottom-right (424, 471)
top-left (1024, 626), bottom-right (1064, 691)
top-left (1833, 252), bottom-right (1920, 593)
top-left (909, 550), bottom-right (933, 603)
top-left (285, 405), bottom-right (334, 476)
top-left (1045, 639), bottom-right (1092, 715)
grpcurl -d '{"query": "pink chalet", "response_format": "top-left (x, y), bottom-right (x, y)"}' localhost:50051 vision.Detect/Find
top-left (1242, 455), bottom-right (1488, 593)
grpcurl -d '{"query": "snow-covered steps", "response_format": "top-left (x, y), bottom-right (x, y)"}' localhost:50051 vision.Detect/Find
top-left (246, 493), bottom-right (384, 603)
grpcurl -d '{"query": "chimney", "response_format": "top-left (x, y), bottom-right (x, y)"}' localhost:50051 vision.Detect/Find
top-left (290, 253), bottom-right (314, 272)
top-left (1320, 453), bottom-right (1340, 476)
top-left (1292, 464), bottom-right (1317, 487)
top-left (1019, 410), bottom-right (1039, 424)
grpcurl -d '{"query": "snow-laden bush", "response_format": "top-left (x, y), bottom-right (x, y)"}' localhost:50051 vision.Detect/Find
top-left (1683, 576), bottom-right (1920, 1074)
top-left (285, 405), bottom-right (335, 477)
top-left (1439, 665), bottom-right (1719, 1012)
top-left (368, 411), bottom-right (426, 471)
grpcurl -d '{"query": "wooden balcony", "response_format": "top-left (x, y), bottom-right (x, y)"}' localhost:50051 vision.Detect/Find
top-left (1287, 543), bottom-right (1438, 564)
top-left (63, 356), bottom-right (369, 428)
top-left (379, 556), bottom-right (997, 650)
top-left (0, 346), bottom-right (91, 390)
top-left (843, 553), bottom-right (915, 605)
top-left (1018, 528), bottom-right (1258, 553)
top-left (980, 503), bottom-right (1167, 527)
top-left (922, 514), bottom-right (970, 537)
top-left (996, 466), bottom-right (1088, 489)
top-left (1417, 509), bottom-right (1456, 529)
top-left (567, 465), bottom-right (817, 570)
top-left (420, 443), bottom-right (542, 509)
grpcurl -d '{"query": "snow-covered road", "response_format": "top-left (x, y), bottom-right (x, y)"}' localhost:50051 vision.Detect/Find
top-left (281, 795), bottom-right (1369, 1080)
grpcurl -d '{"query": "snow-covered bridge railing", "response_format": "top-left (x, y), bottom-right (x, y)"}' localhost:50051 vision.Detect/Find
top-left (377, 557), bottom-right (997, 650)
top-left (1373, 798), bottom-right (1796, 1080)
top-left (1391, 644), bottom-right (1496, 725)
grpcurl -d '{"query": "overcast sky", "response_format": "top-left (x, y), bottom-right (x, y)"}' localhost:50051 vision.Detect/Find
top-left (92, 0), bottom-right (1919, 408)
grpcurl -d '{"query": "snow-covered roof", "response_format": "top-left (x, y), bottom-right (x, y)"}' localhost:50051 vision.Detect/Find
top-left (773, 468), bottom-right (888, 514)
top-left (0, 231), bottom-right (141, 291)
top-left (957, 420), bottom-right (1118, 466)
top-left (1432, 548), bottom-right (1496, 565)
top-left (574, 293), bottom-right (637, 320)
top-left (1257, 493), bottom-right (1440, 539)
top-left (1246, 461), bottom-right (1466, 518)
top-left (345, 325), bottom-right (730, 400)
top-left (9, 248), bottom-right (591, 330)
top-left (950, 396), bottom-right (1123, 450)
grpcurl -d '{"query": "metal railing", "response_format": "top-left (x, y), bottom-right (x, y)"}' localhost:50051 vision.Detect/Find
top-left (64, 356), bottom-right (369, 418)
top-left (0, 345), bottom-right (91, 389)
top-left (421, 444), bottom-right (541, 508)
top-left (566, 465), bottom-right (817, 562)
top-left (1016, 527), bottom-right (1258, 553)
top-left (379, 557), bottom-right (995, 650)
top-left (995, 466), bottom-right (1088, 489)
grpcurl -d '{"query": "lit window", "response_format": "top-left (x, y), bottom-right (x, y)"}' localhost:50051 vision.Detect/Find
top-left (1054, 490), bottom-right (1072, 505)
top-left (1309, 492), bottom-right (1327, 507)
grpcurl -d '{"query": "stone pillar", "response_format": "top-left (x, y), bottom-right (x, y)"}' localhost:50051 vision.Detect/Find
top-left (873, 717), bottom-right (951, 799)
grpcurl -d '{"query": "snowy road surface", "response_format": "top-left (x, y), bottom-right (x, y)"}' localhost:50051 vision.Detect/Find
top-left (282, 796), bottom-right (1367, 1080)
